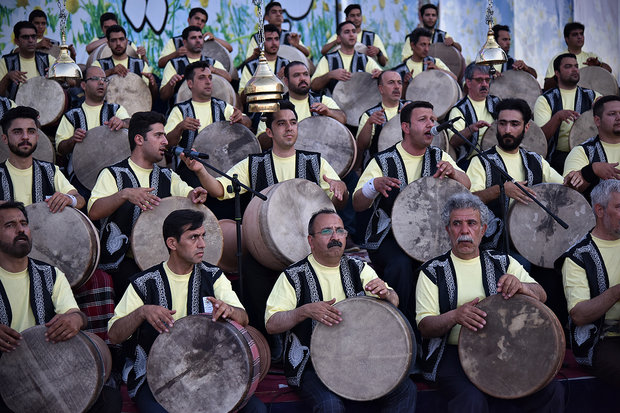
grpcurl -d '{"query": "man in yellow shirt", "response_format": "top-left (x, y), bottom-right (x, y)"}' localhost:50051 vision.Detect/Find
top-left (0, 21), bottom-right (56, 100)
top-left (85, 12), bottom-right (143, 56)
top-left (558, 179), bottom-right (620, 389)
top-left (491, 25), bottom-right (537, 77)
top-left (563, 95), bottom-right (620, 195)
top-left (534, 53), bottom-right (599, 174)
top-left (416, 192), bottom-right (563, 411)
top-left (0, 106), bottom-right (84, 211)
top-left (401, 3), bottom-right (461, 61)
top-left (265, 209), bottom-right (416, 409)
top-left (311, 21), bottom-right (382, 95)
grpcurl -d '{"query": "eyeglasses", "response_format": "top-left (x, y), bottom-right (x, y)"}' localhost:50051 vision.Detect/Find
top-left (471, 77), bottom-right (491, 84)
top-left (86, 76), bottom-right (110, 83)
top-left (311, 227), bottom-right (348, 237)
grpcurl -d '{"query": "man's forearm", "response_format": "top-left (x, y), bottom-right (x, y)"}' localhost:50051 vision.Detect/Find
top-left (265, 307), bottom-right (307, 334)
top-left (108, 307), bottom-right (144, 345)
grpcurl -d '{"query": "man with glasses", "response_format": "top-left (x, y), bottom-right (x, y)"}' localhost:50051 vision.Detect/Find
top-left (265, 209), bottom-right (416, 410)
top-left (447, 64), bottom-right (500, 169)
top-left (0, 21), bottom-right (56, 100)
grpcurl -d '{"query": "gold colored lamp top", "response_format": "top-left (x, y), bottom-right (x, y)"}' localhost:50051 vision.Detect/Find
top-left (245, 52), bottom-right (284, 113)
top-left (48, 0), bottom-right (81, 83)
top-left (475, 24), bottom-right (508, 66)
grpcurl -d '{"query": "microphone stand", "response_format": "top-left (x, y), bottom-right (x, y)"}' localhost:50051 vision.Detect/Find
top-left (184, 153), bottom-right (267, 301)
top-left (447, 124), bottom-right (568, 255)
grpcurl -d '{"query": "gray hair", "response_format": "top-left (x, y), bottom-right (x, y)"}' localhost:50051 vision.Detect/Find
top-left (590, 179), bottom-right (620, 209)
top-left (441, 192), bottom-right (491, 227)
top-left (464, 63), bottom-right (490, 80)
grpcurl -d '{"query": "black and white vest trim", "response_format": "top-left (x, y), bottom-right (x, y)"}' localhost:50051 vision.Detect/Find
top-left (3, 52), bottom-right (49, 99)
top-left (324, 51), bottom-right (368, 93)
top-left (247, 149), bottom-right (321, 194)
top-left (0, 159), bottom-right (56, 203)
top-left (97, 56), bottom-right (145, 75)
top-left (454, 95), bottom-right (500, 162)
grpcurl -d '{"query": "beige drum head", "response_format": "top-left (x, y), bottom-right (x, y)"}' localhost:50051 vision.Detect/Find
top-left (489, 70), bottom-right (541, 111)
top-left (331, 42), bottom-right (370, 60)
top-left (192, 122), bottom-right (260, 178)
top-left (392, 176), bottom-right (470, 262)
top-left (406, 70), bottom-right (461, 119)
top-left (481, 121), bottom-right (547, 156)
top-left (429, 43), bottom-right (465, 79)
top-left (569, 109), bottom-right (598, 149)
top-left (332, 72), bottom-right (381, 127)
top-left (106, 72), bottom-right (152, 117)
top-left (86, 44), bottom-right (105, 68)
top-left (508, 183), bottom-right (595, 268)
top-left (278, 44), bottom-right (309, 68)
top-left (202, 40), bottom-right (233, 73)
top-left (0, 128), bottom-right (55, 164)
top-left (578, 66), bottom-right (619, 96)
top-left (459, 294), bottom-right (565, 399)
top-left (377, 115), bottom-right (456, 159)
top-left (73, 125), bottom-right (129, 190)
top-left (97, 43), bottom-right (138, 60)
top-left (311, 297), bottom-right (414, 401)
top-left (26, 202), bottom-right (99, 288)
top-left (131, 196), bottom-right (223, 270)
top-left (296, 116), bottom-right (356, 177)
top-left (39, 43), bottom-right (61, 59)
top-left (0, 326), bottom-right (107, 413)
top-left (242, 179), bottom-right (334, 270)
top-left (175, 75), bottom-right (236, 106)
top-left (15, 77), bottom-right (65, 127)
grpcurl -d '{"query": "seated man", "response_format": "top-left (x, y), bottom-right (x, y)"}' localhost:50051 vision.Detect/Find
top-left (108, 209), bottom-right (264, 413)
top-left (265, 209), bottom-right (416, 411)
top-left (416, 192), bottom-right (564, 412)
top-left (401, 3), bottom-right (461, 61)
top-left (491, 24), bottom-right (537, 77)
top-left (311, 21), bottom-right (381, 95)
top-left (85, 12), bottom-right (142, 56)
top-left (558, 180), bottom-right (620, 389)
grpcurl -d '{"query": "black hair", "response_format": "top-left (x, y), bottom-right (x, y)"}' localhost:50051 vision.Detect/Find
top-left (564, 22), bottom-right (584, 38)
top-left (163, 209), bottom-right (204, 252)
top-left (128, 111), bottom-right (166, 151)
top-left (553, 52), bottom-right (577, 72)
top-left (182, 25), bottom-right (202, 41)
top-left (13, 21), bottom-right (36, 39)
top-left (593, 95), bottom-right (620, 119)
top-left (99, 12), bottom-right (117, 28)
top-left (307, 208), bottom-right (337, 235)
top-left (336, 21), bottom-right (355, 36)
top-left (264, 100), bottom-right (298, 130)
top-left (28, 10), bottom-right (47, 23)
top-left (0, 201), bottom-right (28, 223)
top-left (1, 106), bottom-right (40, 132)
top-left (494, 98), bottom-right (532, 124)
top-left (284, 61), bottom-right (307, 79)
top-left (105, 24), bottom-right (126, 41)
top-left (344, 4), bottom-right (361, 16)
top-left (189, 7), bottom-right (208, 21)
top-left (492, 24), bottom-right (510, 40)
top-left (264, 24), bottom-right (281, 36)
top-left (265, 1), bottom-right (282, 15)
top-left (184, 60), bottom-right (211, 81)
top-left (399, 101), bottom-right (434, 125)
top-left (420, 4), bottom-right (438, 15)
top-left (410, 27), bottom-right (432, 45)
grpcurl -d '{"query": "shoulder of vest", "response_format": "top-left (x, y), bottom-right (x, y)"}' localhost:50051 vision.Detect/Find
top-left (326, 51), bottom-right (340, 58)
top-left (28, 257), bottom-right (56, 271)
top-left (130, 262), bottom-right (165, 283)
top-left (376, 144), bottom-right (400, 157)
top-left (420, 251), bottom-right (452, 271)
top-left (542, 88), bottom-right (560, 98)
top-left (365, 102), bottom-right (384, 115)
top-left (296, 149), bottom-right (321, 157)
top-left (286, 256), bottom-right (310, 272)
top-left (580, 135), bottom-right (600, 147)
top-left (32, 158), bottom-right (54, 169)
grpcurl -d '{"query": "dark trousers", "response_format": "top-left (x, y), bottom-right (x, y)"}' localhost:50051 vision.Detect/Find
top-left (299, 369), bottom-right (417, 413)
top-left (241, 252), bottom-right (280, 338)
top-left (591, 336), bottom-right (620, 389)
top-left (436, 345), bottom-right (565, 413)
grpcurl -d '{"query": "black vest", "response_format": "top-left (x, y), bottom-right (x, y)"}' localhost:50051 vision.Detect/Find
top-left (3, 52), bottom-right (49, 100)
top-left (360, 100), bottom-right (412, 166)
top-left (324, 51), bottom-right (369, 94)
top-left (97, 56), bottom-right (144, 75)
top-left (542, 86), bottom-right (596, 159)
top-left (0, 96), bottom-right (12, 120)
top-left (502, 55), bottom-right (515, 72)
top-left (63, 102), bottom-right (120, 131)
top-left (0, 258), bottom-right (57, 328)
top-left (404, 28), bottom-right (446, 48)
top-left (245, 56), bottom-right (289, 79)
top-left (0, 159), bottom-right (56, 203)
top-left (123, 262), bottom-right (222, 397)
top-left (282, 256), bottom-right (365, 386)
top-left (98, 159), bottom-right (172, 271)
top-left (170, 55), bottom-right (216, 78)
top-left (281, 91), bottom-right (322, 117)
top-left (419, 250), bottom-right (509, 381)
top-left (174, 98), bottom-right (227, 151)
top-left (172, 35), bottom-right (183, 50)
top-left (360, 30), bottom-right (376, 47)
top-left (391, 57), bottom-right (436, 82)
top-left (362, 144), bottom-right (442, 250)
top-left (453, 95), bottom-right (500, 162)
top-left (555, 233), bottom-right (607, 366)
top-left (247, 150), bottom-right (321, 193)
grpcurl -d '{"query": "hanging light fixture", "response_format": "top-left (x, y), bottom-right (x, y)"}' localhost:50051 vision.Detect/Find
top-left (475, 0), bottom-right (507, 66)
top-left (48, 0), bottom-right (82, 82)
top-left (245, 0), bottom-right (284, 113)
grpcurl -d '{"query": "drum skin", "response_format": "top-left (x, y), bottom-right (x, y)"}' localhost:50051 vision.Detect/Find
top-left (458, 294), bottom-right (565, 399)
top-left (429, 43), bottom-right (465, 80)
top-left (405, 70), bottom-right (461, 119)
top-left (0, 326), bottom-right (108, 413)
top-left (0, 128), bottom-right (55, 164)
top-left (278, 45), bottom-right (309, 69)
top-left (489, 70), bottom-right (541, 111)
top-left (578, 66), bottom-right (619, 96)
top-left (569, 109), bottom-right (598, 149)
top-left (175, 74), bottom-right (237, 106)
top-left (332, 72), bottom-right (381, 127)
top-left (15, 77), bottom-right (66, 127)
top-left (106, 72), bottom-right (152, 117)
top-left (311, 296), bottom-right (415, 401)
top-left (202, 40), bottom-right (233, 73)
top-left (481, 121), bottom-right (547, 157)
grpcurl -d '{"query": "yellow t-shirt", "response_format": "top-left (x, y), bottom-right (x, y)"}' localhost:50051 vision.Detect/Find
top-left (92, 57), bottom-right (152, 85)
top-left (109, 261), bottom-right (243, 329)
top-left (0, 54), bottom-right (56, 85)
top-left (0, 266), bottom-right (78, 332)
top-left (356, 103), bottom-right (399, 141)
top-left (311, 51), bottom-right (382, 82)
top-left (4, 161), bottom-right (76, 206)
top-left (256, 95), bottom-right (341, 136)
top-left (264, 254), bottom-right (388, 324)
top-left (55, 103), bottom-right (130, 147)
top-left (325, 31), bottom-right (388, 62)
top-left (416, 252), bottom-right (536, 344)
top-left (562, 236), bottom-right (620, 323)
top-left (165, 99), bottom-right (235, 135)
top-left (401, 29), bottom-right (452, 61)
top-left (160, 57), bottom-right (226, 89)
top-left (398, 57), bottom-right (451, 80)
top-left (159, 38), bottom-right (177, 60)
top-left (354, 142), bottom-right (462, 193)
top-left (215, 151), bottom-right (341, 201)
top-left (447, 98), bottom-right (495, 158)
top-left (563, 140), bottom-right (620, 175)
top-left (545, 50), bottom-right (600, 78)
top-left (87, 158), bottom-right (194, 211)
top-left (467, 145), bottom-right (563, 193)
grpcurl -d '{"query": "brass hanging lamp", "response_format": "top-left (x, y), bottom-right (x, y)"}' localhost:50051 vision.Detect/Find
top-left (48, 0), bottom-right (82, 82)
top-left (475, 0), bottom-right (507, 66)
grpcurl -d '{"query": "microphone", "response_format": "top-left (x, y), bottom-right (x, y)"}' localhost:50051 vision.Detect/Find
top-left (169, 146), bottom-right (210, 159)
top-left (430, 117), bottom-right (462, 136)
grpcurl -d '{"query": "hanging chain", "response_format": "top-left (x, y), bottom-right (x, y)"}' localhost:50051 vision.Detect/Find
top-left (484, 0), bottom-right (495, 26)
top-left (252, 0), bottom-right (265, 51)
top-left (57, 0), bottom-right (68, 42)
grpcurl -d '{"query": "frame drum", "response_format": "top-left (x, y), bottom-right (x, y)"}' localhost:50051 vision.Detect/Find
top-left (489, 70), bottom-right (541, 111)
top-left (15, 77), bottom-right (66, 127)
top-left (332, 72), bottom-right (381, 127)
top-left (578, 66), bottom-right (619, 96)
top-left (311, 296), bottom-right (415, 401)
top-left (481, 121), bottom-right (547, 157)
top-left (278, 45), bottom-right (309, 69)
top-left (391, 176), bottom-right (470, 262)
top-left (568, 109), bottom-right (598, 149)
top-left (508, 183), bottom-right (595, 268)
top-left (147, 314), bottom-right (267, 413)
top-left (429, 43), bottom-right (466, 81)
top-left (202, 40), bottom-right (234, 74)
top-left (175, 74), bottom-right (237, 106)
top-left (106, 72), bottom-right (152, 117)
top-left (406, 70), bottom-right (461, 119)
top-left (296, 116), bottom-right (357, 177)
top-left (458, 294), bottom-right (565, 399)
top-left (0, 325), bottom-right (111, 413)
top-left (0, 128), bottom-right (55, 164)
top-left (242, 179), bottom-right (334, 271)
top-left (86, 43), bottom-right (139, 68)
top-left (26, 202), bottom-right (99, 289)
top-left (131, 196), bottom-right (223, 271)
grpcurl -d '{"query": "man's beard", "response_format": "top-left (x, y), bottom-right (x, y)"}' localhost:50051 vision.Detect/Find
top-left (8, 140), bottom-right (37, 158)
top-left (497, 131), bottom-right (525, 151)
top-left (0, 234), bottom-right (32, 258)
top-left (289, 82), bottom-right (310, 95)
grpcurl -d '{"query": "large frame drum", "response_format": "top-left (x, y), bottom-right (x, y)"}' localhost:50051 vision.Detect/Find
top-left (568, 109), bottom-right (598, 149)
top-left (15, 77), bottom-right (66, 127)
top-left (332, 72), bottom-right (381, 127)
top-left (489, 70), bottom-right (541, 111)
top-left (578, 66), bottom-right (619, 96)
top-left (106, 72), bottom-right (152, 116)
top-left (405, 70), bottom-right (461, 119)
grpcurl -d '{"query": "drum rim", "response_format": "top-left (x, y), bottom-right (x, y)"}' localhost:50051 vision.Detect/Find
top-left (15, 77), bottom-right (66, 126)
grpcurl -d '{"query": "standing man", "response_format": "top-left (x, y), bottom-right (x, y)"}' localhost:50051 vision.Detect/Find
top-left (534, 53), bottom-right (599, 174)
top-left (353, 101), bottom-right (470, 325)
top-left (401, 4), bottom-right (461, 61)
top-left (320, 4), bottom-right (388, 66)
top-left (558, 180), bottom-right (620, 389)
top-left (0, 21), bottom-right (56, 100)
top-left (265, 209), bottom-right (416, 410)
top-left (416, 192), bottom-right (564, 412)
top-left (311, 21), bottom-right (382, 95)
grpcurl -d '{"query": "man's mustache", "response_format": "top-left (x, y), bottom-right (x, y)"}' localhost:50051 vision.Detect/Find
top-left (327, 239), bottom-right (343, 248)
top-left (457, 235), bottom-right (474, 243)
